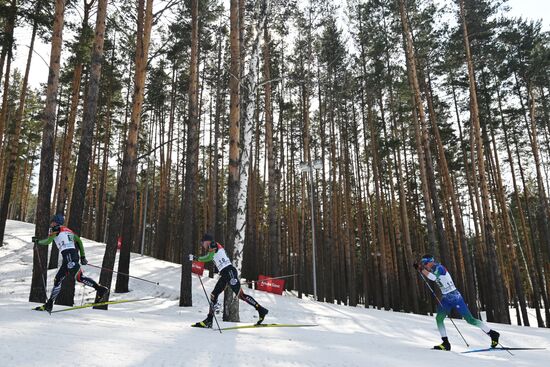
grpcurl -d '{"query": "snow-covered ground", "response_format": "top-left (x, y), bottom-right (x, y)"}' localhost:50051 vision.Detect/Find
top-left (1, 220), bottom-right (549, 367)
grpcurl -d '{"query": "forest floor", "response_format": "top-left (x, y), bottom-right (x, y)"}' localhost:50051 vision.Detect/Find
top-left (1, 219), bottom-right (549, 367)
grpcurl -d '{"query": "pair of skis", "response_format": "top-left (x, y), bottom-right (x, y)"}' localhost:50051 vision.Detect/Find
top-left (462, 346), bottom-right (545, 354)
top-left (33, 297), bottom-right (154, 314)
top-left (191, 322), bottom-right (318, 331)
top-left (219, 323), bottom-right (317, 331)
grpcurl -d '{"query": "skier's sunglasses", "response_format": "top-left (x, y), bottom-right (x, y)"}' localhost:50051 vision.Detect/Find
top-left (421, 257), bottom-right (434, 265)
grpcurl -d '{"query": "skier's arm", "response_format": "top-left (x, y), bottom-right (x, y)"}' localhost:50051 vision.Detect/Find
top-left (424, 270), bottom-right (437, 281)
top-left (197, 250), bottom-right (215, 263)
top-left (423, 264), bottom-right (447, 281)
top-left (418, 267), bottom-right (437, 281)
top-left (35, 235), bottom-right (55, 246)
top-left (73, 234), bottom-right (85, 258)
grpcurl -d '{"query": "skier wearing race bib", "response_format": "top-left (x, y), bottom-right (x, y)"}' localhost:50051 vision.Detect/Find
top-left (190, 233), bottom-right (268, 328)
top-left (414, 254), bottom-right (500, 351)
top-left (32, 214), bottom-right (109, 313)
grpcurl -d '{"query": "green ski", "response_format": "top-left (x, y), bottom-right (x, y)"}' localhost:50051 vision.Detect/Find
top-left (33, 297), bottom-right (154, 313)
top-left (219, 323), bottom-right (318, 331)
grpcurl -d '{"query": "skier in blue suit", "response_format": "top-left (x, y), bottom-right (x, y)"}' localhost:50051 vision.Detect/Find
top-left (414, 254), bottom-right (500, 351)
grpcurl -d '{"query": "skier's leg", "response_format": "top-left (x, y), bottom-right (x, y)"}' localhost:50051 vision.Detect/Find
top-left (74, 269), bottom-right (109, 299)
top-left (455, 294), bottom-right (499, 346)
top-left (192, 274), bottom-right (227, 327)
top-left (455, 295), bottom-right (491, 332)
top-left (64, 248), bottom-right (108, 298)
top-left (225, 267), bottom-right (256, 307)
top-left (433, 299), bottom-right (452, 350)
top-left (226, 267), bottom-right (268, 323)
top-left (49, 256), bottom-right (70, 304)
top-left (435, 305), bottom-right (448, 338)
top-left (455, 295), bottom-right (500, 347)
top-left (49, 271), bottom-right (66, 304)
top-left (74, 269), bottom-right (98, 288)
top-left (208, 275), bottom-right (228, 317)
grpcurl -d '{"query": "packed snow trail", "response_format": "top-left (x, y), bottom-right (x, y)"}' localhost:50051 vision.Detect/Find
top-left (1, 220), bottom-right (549, 367)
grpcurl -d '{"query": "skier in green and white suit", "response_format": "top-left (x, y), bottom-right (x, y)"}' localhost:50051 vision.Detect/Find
top-left (190, 233), bottom-right (268, 328)
top-left (33, 214), bottom-right (109, 313)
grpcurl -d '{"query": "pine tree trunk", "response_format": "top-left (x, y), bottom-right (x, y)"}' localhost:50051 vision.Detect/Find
top-left (263, 26), bottom-right (280, 278)
top-left (55, 0), bottom-right (91, 222)
top-left (95, 57), bottom-right (113, 243)
top-left (0, 0), bottom-right (16, 154)
top-left (98, 0), bottom-right (153, 305)
top-left (526, 83), bottom-right (550, 326)
top-left (398, 0), bottom-right (437, 256)
top-left (68, 0), bottom-right (107, 234)
top-left (0, 4), bottom-right (38, 241)
top-left (424, 72), bottom-right (478, 314)
top-left (115, 0), bottom-right (153, 294)
top-left (52, 0), bottom-right (107, 306)
top-left (179, 0), bottom-right (199, 307)
top-left (209, 28), bottom-right (224, 271)
top-left (223, 0), bottom-right (241, 321)
top-left (459, 0), bottom-right (509, 324)
top-left (29, 0), bottom-right (66, 304)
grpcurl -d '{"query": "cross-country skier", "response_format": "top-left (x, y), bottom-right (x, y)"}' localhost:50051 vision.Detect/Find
top-left (190, 233), bottom-right (269, 328)
top-left (414, 254), bottom-right (500, 351)
top-left (32, 214), bottom-right (109, 313)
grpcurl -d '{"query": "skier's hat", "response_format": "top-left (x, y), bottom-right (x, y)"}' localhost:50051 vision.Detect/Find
top-left (51, 213), bottom-right (65, 225)
top-left (420, 254), bottom-right (435, 265)
top-left (201, 233), bottom-right (214, 242)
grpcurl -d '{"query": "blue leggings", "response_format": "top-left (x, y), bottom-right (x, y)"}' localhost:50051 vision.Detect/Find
top-left (435, 291), bottom-right (490, 337)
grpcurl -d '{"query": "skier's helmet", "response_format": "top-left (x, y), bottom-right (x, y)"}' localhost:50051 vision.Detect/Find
top-left (51, 213), bottom-right (65, 226)
top-left (420, 254), bottom-right (435, 265)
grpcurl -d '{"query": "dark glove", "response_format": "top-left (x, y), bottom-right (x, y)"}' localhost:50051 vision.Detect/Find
top-left (31, 236), bottom-right (39, 244)
top-left (80, 256), bottom-right (88, 265)
top-left (413, 262), bottom-right (420, 270)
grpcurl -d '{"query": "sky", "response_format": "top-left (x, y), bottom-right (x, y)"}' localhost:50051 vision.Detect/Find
top-left (506, 0), bottom-right (550, 25)
top-left (10, 0), bottom-right (550, 91)
top-left (1, 219), bottom-right (550, 367)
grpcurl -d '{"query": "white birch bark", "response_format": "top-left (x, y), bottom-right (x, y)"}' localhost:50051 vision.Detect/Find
top-left (233, 0), bottom-right (269, 273)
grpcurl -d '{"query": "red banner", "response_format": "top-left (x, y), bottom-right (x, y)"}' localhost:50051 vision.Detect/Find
top-left (192, 261), bottom-right (205, 276)
top-left (257, 275), bottom-right (285, 295)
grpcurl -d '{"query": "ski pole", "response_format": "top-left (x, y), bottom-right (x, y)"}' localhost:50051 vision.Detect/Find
top-left (197, 274), bottom-right (222, 333)
top-left (87, 263), bottom-right (160, 285)
top-left (416, 269), bottom-right (470, 347)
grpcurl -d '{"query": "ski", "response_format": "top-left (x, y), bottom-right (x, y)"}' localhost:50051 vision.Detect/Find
top-left (33, 297), bottom-right (154, 313)
top-left (219, 323), bottom-right (318, 331)
top-left (462, 347), bottom-right (546, 354)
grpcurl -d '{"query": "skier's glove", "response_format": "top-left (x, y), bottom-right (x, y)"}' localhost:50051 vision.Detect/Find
top-left (31, 236), bottom-right (39, 245)
top-left (189, 254), bottom-right (197, 261)
top-left (413, 262), bottom-right (420, 270)
top-left (80, 256), bottom-right (88, 265)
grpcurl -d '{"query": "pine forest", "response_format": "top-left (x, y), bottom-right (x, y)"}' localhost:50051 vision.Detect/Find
top-left (1, 0), bottom-right (550, 327)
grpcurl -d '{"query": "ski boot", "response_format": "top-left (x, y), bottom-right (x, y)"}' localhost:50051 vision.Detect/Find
top-left (488, 329), bottom-right (500, 348)
top-left (96, 285), bottom-right (109, 303)
top-left (192, 316), bottom-right (213, 328)
top-left (433, 337), bottom-right (451, 351)
top-left (256, 306), bottom-right (269, 325)
top-left (34, 299), bottom-right (54, 314)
